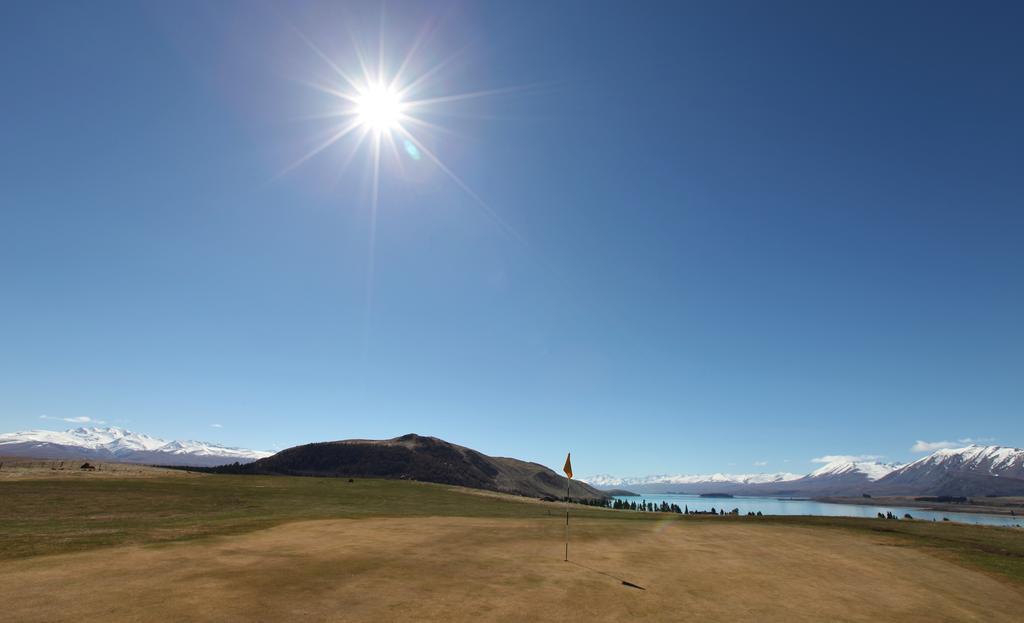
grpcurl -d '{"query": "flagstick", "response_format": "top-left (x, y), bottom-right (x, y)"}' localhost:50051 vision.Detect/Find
top-left (565, 476), bottom-right (570, 562)
top-left (562, 452), bottom-right (572, 562)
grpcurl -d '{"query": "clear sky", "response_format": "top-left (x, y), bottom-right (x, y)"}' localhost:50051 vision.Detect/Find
top-left (2, 1), bottom-right (1022, 477)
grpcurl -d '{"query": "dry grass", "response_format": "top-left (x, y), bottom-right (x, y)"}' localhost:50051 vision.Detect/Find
top-left (3, 473), bottom-right (1024, 621)
top-left (0, 473), bottom-right (624, 559)
top-left (0, 458), bottom-right (195, 481)
top-left (2, 516), bottom-right (1022, 622)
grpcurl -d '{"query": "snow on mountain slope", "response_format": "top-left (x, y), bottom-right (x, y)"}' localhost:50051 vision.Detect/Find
top-left (545, 447), bottom-right (1024, 495)
top-left (806, 460), bottom-right (900, 482)
top-left (886, 445), bottom-right (1024, 480)
top-left (582, 461), bottom-right (895, 492)
top-left (579, 474), bottom-right (630, 487)
top-left (866, 444), bottom-right (1024, 496)
top-left (0, 427), bottom-right (271, 466)
top-left (581, 472), bottom-right (802, 488)
top-left (158, 439), bottom-right (271, 460)
top-left (0, 427), bottom-right (166, 452)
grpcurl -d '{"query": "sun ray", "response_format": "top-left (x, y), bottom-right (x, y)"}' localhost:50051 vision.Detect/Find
top-left (396, 114), bottom-right (469, 141)
top-left (300, 81), bottom-right (362, 104)
top-left (348, 29), bottom-right (375, 97)
top-left (395, 126), bottom-right (522, 242)
top-left (405, 83), bottom-right (545, 108)
top-left (395, 45), bottom-right (470, 99)
top-left (276, 119), bottom-right (363, 179)
top-left (289, 109), bottom-right (358, 123)
top-left (377, 10), bottom-right (386, 87)
top-left (361, 129), bottom-right (384, 357)
top-left (382, 129), bottom-right (405, 175)
top-left (339, 125), bottom-right (374, 171)
top-left (387, 19), bottom-right (438, 94)
top-left (290, 26), bottom-right (362, 93)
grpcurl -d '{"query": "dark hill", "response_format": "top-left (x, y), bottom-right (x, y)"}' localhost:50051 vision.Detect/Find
top-left (233, 434), bottom-right (607, 501)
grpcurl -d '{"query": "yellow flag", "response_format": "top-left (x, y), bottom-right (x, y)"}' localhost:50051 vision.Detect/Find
top-left (563, 452), bottom-right (573, 479)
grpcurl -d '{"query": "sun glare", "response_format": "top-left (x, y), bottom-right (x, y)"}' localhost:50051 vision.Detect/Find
top-left (284, 22), bottom-right (527, 358)
top-left (286, 26), bottom-right (521, 242)
top-left (354, 83), bottom-right (403, 132)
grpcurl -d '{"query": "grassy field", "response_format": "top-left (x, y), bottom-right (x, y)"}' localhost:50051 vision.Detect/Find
top-left (0, 470), bottom-right (640, 559)
top-left (2, 471), bottom-right (1023, 578)
top-left (2, 470), bottom-right (1024, 621)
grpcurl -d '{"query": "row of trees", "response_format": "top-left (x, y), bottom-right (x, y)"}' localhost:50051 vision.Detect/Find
top-left (604, 499), bottom-right (765, 516)
top-left (610, 499), bottom-right (686, 513)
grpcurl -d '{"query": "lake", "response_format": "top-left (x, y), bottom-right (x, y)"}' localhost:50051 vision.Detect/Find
top-left (613, 493), bottom-right (1023, 528)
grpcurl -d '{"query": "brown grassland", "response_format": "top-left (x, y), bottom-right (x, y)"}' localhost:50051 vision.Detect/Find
top-left (1, 465), bottom-right (1023, 621)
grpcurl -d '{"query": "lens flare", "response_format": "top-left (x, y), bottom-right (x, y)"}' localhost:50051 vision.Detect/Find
top-left (402, 138), bottom-right (421, 160)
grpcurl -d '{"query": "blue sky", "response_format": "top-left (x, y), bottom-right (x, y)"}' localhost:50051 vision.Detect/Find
top-left (1, 1), bottom-right (1022, 476)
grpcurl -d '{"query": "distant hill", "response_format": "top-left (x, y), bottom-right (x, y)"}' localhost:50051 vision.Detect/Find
top-left (0, 427), bottom-right (271, 467)
top-left (234, 433), bottom-right (608, 501)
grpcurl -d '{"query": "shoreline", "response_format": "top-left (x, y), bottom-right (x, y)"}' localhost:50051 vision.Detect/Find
top-left (815, 496), bottom-right (1024, 517)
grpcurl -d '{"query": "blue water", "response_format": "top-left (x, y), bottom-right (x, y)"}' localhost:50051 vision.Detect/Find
top-left (614, 494), bottom-right (1023, 528)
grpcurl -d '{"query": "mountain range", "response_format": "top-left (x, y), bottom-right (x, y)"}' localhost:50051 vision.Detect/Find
top-left (4, 425), bottom-right (1022, 498)
top-left (0, 427), bottom-right (271, 467)
top-left (584, 471), bottom-right (804, 490)
top-left (581, 445), bottom-right (1024, 497)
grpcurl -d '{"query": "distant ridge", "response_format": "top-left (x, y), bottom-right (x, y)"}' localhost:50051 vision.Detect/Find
top-left (230, 433), bottom-right (608, 501)
top-left (0, 426), bottom-right (271, 467)
top-left (584, 471), bottom-right (802, 494)
top-left (581, 445), bottom-right (1024, 497)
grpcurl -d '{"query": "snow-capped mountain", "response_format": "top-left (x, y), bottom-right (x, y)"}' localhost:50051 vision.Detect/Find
top-left (156, 439), bottom-right (272, 461)
top-left (581, 471), bottom-right (802, 494)
top-left (894, 445), bottom-right (1024, 478)
top-left (584, 445), bottom-right (1024, 497)
top-left (3, 427), bottom-right (170, 452)
top-left (0, 427), bottom-right (272, 467)
top-left (768, 459), bottom-right (905, 496)
top-left (806, 460), bottom-right (899, 482)
top-left (583, 472), bottom-right (801, 487)
top-left (873, 445), bottom-right (1024, 496)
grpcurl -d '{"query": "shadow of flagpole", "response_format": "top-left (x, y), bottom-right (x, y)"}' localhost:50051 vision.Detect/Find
top-left (567, 560), bottom-right (647, 591)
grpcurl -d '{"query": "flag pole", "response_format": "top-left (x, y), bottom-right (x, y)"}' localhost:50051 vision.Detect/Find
top-left (565, 476), bottom-right (570, 561)
top-left (563, 452), bottom-right (572, 562)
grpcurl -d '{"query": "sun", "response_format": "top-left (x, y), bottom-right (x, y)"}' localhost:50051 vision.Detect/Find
top-left (354, 82), bottom-right (404, 133)
top-left (285, 26), bottom-right (520, 240)
top-left (284, 23), bottom-right (525, 349)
